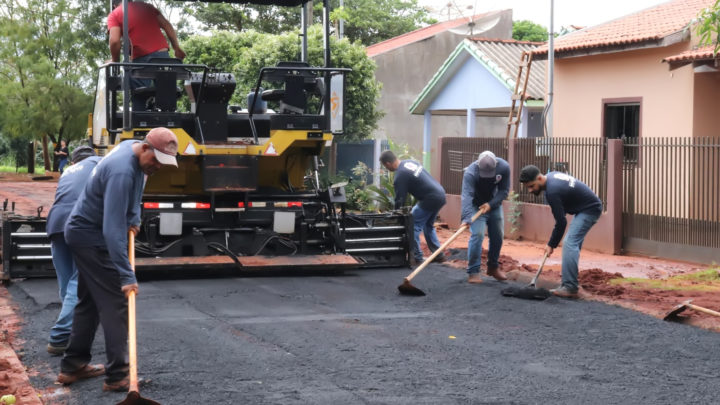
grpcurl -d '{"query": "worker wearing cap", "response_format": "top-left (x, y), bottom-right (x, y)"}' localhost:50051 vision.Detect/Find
top-left (519, 165), bottom-right (602, 298)
top-left (57, 128), bottom-right (178, 392)
top-left (45, 146), bottom-right (100, 356)
top-left (461, 151), bottom-right (510, 284)
top-left (379, 150), bottom-right (447, 265)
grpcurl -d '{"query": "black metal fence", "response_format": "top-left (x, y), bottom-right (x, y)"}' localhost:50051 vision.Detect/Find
top-left (623, 137), bottom-right (720, 249)
top-left (512, 137), bottom-right (607, 208)
top-left (439, 138), bottom-right (508, 195)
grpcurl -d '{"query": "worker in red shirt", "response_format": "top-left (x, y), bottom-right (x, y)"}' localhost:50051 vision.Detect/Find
top-left (107, 0), bottom-right (185, 111)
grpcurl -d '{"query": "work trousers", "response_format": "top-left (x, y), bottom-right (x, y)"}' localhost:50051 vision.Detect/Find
top-left (411, 204), bottom-right (442, 261)
top-left (467, 205), bottom-right (504, 274)
top-left (561, 211), bottom-right (600, 290)
top-left (60, 245), bottom-right (129, 383)
top-left (49, 234), bottom-right (78, 345)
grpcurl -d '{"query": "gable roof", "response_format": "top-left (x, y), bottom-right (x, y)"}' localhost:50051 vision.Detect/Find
top-left (409, 38), bottom-right (546, 114)
top-left (366, 11), bottom-right (501, 57)
top-left (533, 0), bottom-right (714, 57)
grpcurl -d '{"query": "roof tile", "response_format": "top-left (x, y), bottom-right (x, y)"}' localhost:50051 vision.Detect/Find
top-left (534, 0), bottom-right (714, 55)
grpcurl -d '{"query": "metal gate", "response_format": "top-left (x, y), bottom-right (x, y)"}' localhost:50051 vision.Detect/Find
top-left (622, 137), bottom-right (720, 262)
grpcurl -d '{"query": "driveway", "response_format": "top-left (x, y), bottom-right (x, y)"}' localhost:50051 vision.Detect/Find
top-left (8, 264), bottom-right (720, 404)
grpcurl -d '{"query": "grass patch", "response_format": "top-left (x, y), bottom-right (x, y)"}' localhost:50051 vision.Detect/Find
top-left (0, 165), bottom-right (30, 173)
top-left (610, 268), bottom-right (720, 292)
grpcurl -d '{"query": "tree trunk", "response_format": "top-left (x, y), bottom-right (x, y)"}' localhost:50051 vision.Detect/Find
top-left (41, 135), bottom-right (51, 172)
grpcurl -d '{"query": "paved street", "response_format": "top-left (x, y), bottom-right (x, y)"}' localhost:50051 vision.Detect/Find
top-left (9, 264), bottom-right (720, 404)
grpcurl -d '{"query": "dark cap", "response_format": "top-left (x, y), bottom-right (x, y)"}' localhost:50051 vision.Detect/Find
top-left (476, 151), bottom-right (497, 178)
top-left (145, 127), bottom-right (178, 167)
top-left (71, 145), bottom-right (96, 164)
top-left (519, 165), bottom-right (541, 183)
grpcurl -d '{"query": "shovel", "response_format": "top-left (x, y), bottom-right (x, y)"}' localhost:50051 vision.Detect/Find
top-left (117, 231), bottom-right (160, 405)
top-left (398, 207), bottom-right (486, 296)
top-left (500, 251), bottom-right (552, 300)
top-left (663, 299), bottom-right (720, 321)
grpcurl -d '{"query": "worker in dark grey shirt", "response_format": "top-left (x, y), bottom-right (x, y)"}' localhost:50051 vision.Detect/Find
top-left (45, 147), bottom-right (100, 355)
top-left (380, 150), bottom-right (446, 264)
top-left (57, 127), bottom-right (179, 392)
top-left (519, 165), bottom-right (602, 298)
top-left (461, 151), bottom-right (510, 284)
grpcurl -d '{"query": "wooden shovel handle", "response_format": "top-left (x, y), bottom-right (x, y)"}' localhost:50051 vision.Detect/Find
top-left (128, 231), bottom-right (139, 393)
top-left (405, 206), bottom-right (487, 282)
top-left (687, 303), bottom-right (720, 318)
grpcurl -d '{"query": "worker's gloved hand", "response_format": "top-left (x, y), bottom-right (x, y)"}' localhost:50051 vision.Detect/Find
top-left (122, 283), bottom-right (139, 298)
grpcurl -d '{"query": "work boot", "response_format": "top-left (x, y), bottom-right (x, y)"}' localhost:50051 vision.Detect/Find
top-left (550, 285), bottom-right (579, 299)
top-left (467, 273), bottom-right (483, 284)
top-left (56, 364), bottom-right (106, 385)
top-left (47, 341), bottom-right (69, 356)
top-left (102, 377), bottom-right (129, 392)
top-left (486, 265), bottom-right (507, 281)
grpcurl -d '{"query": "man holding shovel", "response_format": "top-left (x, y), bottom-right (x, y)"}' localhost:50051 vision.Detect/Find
top-left (380, 150), bottom-right (447, 265)
top-left (461, 151), bottom-right (510, 284)
top-left (519, 165), bottom-right (602, 298)
top-left (56, 128), bottom-right (178, 392)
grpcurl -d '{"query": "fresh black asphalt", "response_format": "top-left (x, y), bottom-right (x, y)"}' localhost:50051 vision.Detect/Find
top-left (8, 263), bottom-right (720, 404)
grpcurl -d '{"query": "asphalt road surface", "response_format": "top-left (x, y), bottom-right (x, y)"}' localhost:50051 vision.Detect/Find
top-left (8, 263), bottom-right (720, 404)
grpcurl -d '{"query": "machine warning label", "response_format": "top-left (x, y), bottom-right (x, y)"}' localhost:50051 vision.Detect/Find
top-left (265, 142), bottom-right (278, 156)
top-left (184, 143), bottom-right (197, 155)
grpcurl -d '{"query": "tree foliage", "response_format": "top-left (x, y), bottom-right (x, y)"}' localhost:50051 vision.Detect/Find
top-left (183, 25), bottom-right (382, 140)
top-left (697, 0), bottom-right (720, 55)
top-left (512, 20), bottom-right (548, 42)
top-left (184, 0), bottom-right (435, 46)
top-left (0, 0), bottom-right (107, 169)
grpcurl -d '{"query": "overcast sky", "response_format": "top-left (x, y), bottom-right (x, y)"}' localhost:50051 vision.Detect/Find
top-left (421, 0), bottom-right (672, 30)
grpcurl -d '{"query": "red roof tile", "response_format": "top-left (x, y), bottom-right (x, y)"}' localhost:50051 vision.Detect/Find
top-left (366, 11), bottom-right (498, 57)
top-left (663, 44), bottom-right (717, 62)
top-left (533, 0), bottom-right (714, 55)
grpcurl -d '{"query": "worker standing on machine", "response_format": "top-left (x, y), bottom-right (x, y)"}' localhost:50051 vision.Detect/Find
top-left (107, 0), bottom-right (186, 110)
top-left (56, 128), bottom-right (178, 392)
top-left (380, 150), bottom-right (447, 265)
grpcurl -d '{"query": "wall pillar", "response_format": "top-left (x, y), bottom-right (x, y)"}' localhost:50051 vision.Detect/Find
top-left (606, 139), bottom-right (623, 254)
top-left (466, 108), bottom-right (475, 138)
top-left (507, 138), bottom-right (518, 192)
top-left (423, 111), bottom-right (432, 169)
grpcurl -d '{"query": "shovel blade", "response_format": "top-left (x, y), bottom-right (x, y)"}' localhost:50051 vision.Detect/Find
top-left (398, 279), bottom-right (426, 296)
top-left (116, 391), bottom-right (161, 405)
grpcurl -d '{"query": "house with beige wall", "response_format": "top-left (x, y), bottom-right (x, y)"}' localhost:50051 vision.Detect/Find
top-left (532, 0), bottom-right (719, 141)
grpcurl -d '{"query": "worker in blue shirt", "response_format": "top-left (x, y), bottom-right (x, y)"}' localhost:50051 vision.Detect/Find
top-left (519, 165), bottom-right (602, 298)
top-left (45, 146), bottom-right (100, 356)
top-left (56, 127), bottom-right (178, 392)
top-left (461, 151), bottom-right (510, 284)
top-left (380, 150), bottom-right (447, 265)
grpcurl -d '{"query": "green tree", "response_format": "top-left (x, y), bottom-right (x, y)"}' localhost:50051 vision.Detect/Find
top-left (0, 0), bottom-right (106, 171)
top-left (184, 25), bottom-right (382, 140)
top-left (330, 0), bottom-right (436, 46)
top-left (697, 0), bottom-right (720, 55)
top-left (512, 20), bottom-right (548, 42)
top-left (185, 0), bottom-right (435, 46)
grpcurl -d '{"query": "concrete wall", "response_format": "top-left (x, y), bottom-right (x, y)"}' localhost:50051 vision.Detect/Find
top-left (552, 43), bottom-right (694, 138)
top-left (371, 10), bottom-right (513, 154)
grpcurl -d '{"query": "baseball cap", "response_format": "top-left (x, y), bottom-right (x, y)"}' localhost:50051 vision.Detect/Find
top-left (145, 127), bottom-right (178, 167)
top-left (476, 151), bottom-right (497, 178)
top-left (70, 145), bottom-right (96, 164)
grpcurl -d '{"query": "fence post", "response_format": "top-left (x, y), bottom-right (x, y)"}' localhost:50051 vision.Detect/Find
top-left (607, 139), bottom-right (623, 254)
top-left (508, 138), bottom-right (517, 192)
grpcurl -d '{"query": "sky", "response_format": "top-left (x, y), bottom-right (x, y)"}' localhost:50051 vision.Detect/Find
top-left (421, 0), bottom-right (672, 30)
